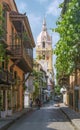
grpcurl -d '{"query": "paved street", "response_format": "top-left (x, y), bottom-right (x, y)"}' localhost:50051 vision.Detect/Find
top-left (6, 102), bottom-right (75, 130)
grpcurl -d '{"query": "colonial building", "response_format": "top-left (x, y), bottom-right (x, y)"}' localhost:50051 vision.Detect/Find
top-left (0, 0), bottom-right (35, 118)
top-left (36, 18), bottom-right (54, 99)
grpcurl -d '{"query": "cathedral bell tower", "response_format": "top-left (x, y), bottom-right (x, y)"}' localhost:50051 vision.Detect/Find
top-left (36, 18), bottom-right (54, 91)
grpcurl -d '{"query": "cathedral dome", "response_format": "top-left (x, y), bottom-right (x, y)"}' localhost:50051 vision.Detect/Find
top-left (37, 18), bottom-right (51, 45)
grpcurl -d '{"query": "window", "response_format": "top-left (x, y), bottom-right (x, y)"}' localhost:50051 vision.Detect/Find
top-left (42, 42), bottom-right (45, 48)
top-left (42, 55), bottom-right (45, 60)
top-left (0, 62), bottom-right (4, 69)
top-left (2, 61), bottom-right (4, 69)
top-left (10, 67), bottom-right (13, 73)
top-left (14, 71), bottom-right (17, 79)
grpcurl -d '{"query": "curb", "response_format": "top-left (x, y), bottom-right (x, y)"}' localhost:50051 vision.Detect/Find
top-left (60, 108), bottom-right (79, 130)
top-left (60, 108), bottom-right (71, 122)
top-left (0, 120), bottom-right (16, 130)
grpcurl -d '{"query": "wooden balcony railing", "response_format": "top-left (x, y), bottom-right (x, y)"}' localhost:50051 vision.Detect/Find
top-left (8, 33), bottom-right (33, 72)
top-left (7, 71), bottom-right (14, 84)
top-left (23, 47), bottom-right (33, 65)
top-left (9, 44), bottom-right (33, 72)
top-left (10, 44), bottom-right (32, 60)
top-left (10, 45), bottom-right (22, 58)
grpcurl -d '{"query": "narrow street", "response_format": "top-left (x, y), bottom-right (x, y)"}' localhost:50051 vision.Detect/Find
top-left (6, 102), bottom-right (75, 130)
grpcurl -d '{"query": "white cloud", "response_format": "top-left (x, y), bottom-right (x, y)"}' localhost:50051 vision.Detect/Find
top-left (46, 0), bottom-right (63, 16)
top-left (28, 14), bottom-right (41, 28)
top-left (28, 14), bottom-right (42, 37)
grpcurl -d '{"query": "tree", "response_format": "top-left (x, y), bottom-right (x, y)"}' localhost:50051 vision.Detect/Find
top-left (0, 4), bottom-right (6, 62)
top-left (53, 0), bottom-right (80, 80)
top-left (0, 4), bottom-right (10, 65)
top-left (0, 4), bottom-right (4, 36)
top-left (55, 85), bottom-right (61, 95)
top-left (32, 70), bottom-right (43, 99)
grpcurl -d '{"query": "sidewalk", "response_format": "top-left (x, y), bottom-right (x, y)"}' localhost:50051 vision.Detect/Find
top-left (60, 103), bottom-right (80, 130)
top-left (0, 108), bottom-right (33, 130)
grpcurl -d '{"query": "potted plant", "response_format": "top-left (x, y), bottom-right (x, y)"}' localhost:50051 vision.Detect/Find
top-left (7, 92), bottom-right (12, 116)
top-left (1, 107), bottom-right (6, 118)
top-left (0, 93), bottom-right (6, 118)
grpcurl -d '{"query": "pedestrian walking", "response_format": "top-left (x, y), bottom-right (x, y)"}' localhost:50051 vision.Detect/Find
top-left (35, 97), bottom-right (41, 109)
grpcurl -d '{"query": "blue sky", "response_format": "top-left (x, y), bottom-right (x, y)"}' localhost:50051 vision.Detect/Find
top-left (15, 0), bottom-right (63, 77)
top-left (15, 0), bottom-right (63, 46)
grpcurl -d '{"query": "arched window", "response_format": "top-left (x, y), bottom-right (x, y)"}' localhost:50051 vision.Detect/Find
top-left (42, 42), bottom-right (45, 48)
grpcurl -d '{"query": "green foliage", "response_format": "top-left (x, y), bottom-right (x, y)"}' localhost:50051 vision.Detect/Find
top-left (0, 44), bottom-right (6, 62)
top-left (23, 83), bottom-right (27, 91)
top-left (59, 2), bottom-right (64, 8)
top-left (0, 5), bottom-right (6, 62)
top-left (55, 85), bottom-right (61, 95)
top-left (23, 32), bottom-right (30, 42)
top-left (53, 0), bottom-right (80, 80)
top-left (32, 70), bottom-right (43, 98)
top-left (33, 84), bottom-right (39, 99)
top-left (32, 70), bottom-right (40, 98)
top-left (0, 5), bottom-right (10, 64)
top-left (0, 4), bottom-right (5, 37)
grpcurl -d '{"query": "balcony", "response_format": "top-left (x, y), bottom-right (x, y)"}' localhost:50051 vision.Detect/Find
top-left (0, 70), bottom-right (14, 85)
top-left (9, 44), bottom-right (33, 73)
top-left (9, 10), bottom-right (35, 72)
top-left (7, 71), bottom-right (14, 84)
